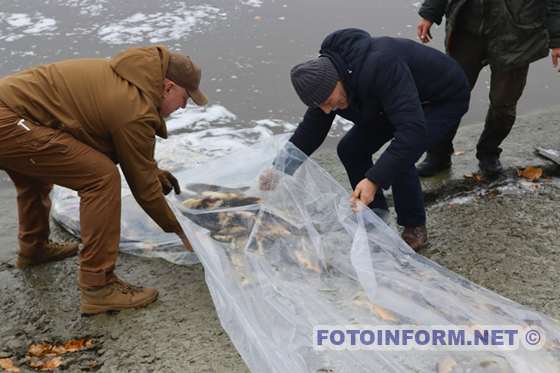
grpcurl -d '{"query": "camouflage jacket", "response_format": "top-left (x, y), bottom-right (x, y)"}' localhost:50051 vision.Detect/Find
top-left (419, 0), bottom-right (560, 69)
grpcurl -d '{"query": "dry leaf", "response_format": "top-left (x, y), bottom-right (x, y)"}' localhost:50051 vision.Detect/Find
top-left (464, 173), bottom-right (483, 183)
top-left (0, 358), bottom-right (20, 373)
top-left (28, 338), bottom-right (94, 357)
top-left (28, 344), bottom-right (64, 357)
top-left (29, 357), bottom-right (62, 371)
top-left (517, 166), bottom-right (543, 181)
top-left (63, 339), bottom-right (94, 353)
top-left (453, 150), bottom-right (465, 156)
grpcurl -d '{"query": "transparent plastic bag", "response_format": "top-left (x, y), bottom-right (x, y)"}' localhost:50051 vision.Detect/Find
top-left (169, 137), bottom-right (560, 372)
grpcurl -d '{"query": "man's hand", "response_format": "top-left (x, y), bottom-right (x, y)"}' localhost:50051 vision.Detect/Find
top-left (259, 167), bottom-right (281, 191)
top-left (350, 178), bottom-right (378, 212)
top-left (178, 230), bottom-right (193, 252)
top-left (417, 18), bottom-right (433, 44)
top-left (552, 48), bottom-right (560, 72)
top-left (158, 169), bottom-right (181, 195)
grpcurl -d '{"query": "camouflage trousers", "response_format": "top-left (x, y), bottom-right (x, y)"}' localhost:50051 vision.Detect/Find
top-left (430, 28), bottom-right (529, 160)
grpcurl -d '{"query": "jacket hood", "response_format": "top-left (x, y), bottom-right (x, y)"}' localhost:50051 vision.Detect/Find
top-left (110, 45), bottom-right (170, 138)
top-left (320, 28), bottom-right (372, 60)
top-left (319, 28), bottom-right (373, 102)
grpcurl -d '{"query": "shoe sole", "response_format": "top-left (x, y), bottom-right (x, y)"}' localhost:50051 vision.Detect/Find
top-left (80, 291), bottom-right (158, 316)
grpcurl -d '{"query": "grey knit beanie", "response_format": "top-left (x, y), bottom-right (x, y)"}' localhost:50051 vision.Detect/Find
top-left (290, 56), bottom-right (339, 108)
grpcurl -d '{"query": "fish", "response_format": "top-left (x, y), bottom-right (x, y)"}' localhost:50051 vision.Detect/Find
top-left (294, 250), bottom-right (321, 273)
top-left (179, 184), bottom-right (325, 284)
top-left (436, 357), bottom-right (457, 373)
top-left (352, 293), bottom-right (400, 322)
top-left (181, 195), bottom-right (261, 210)
top-left (182, 197), bottom-right (223, 210)
top-left (184, 183), bottom-right (250, 194)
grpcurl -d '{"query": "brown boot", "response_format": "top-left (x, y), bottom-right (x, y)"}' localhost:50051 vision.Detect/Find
top-left (16, 240), bottom-right (80, 269)
top-left (80, 277), bottom-right (158, 315)
top-left (402, 225), bottom-right (428, 252)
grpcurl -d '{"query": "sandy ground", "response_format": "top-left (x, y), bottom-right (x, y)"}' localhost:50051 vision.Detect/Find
top-left (1, 107), bottom-right (560, 372)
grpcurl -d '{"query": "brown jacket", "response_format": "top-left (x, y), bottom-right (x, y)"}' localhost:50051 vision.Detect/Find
top-left (0, 46), bottom-right (182, 234)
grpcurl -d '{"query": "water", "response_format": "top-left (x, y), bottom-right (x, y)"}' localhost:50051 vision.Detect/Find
top-left (0, 0), bottom-right (558, 178)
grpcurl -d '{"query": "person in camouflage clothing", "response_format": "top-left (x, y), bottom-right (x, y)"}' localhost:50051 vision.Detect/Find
top-left (416, 0), bottom-right (560, 177)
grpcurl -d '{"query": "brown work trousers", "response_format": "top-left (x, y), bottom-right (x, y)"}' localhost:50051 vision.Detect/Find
top-left (430, 28), bottom-right (530, 160)
top-left (0, 102), bottom-right (121, 288)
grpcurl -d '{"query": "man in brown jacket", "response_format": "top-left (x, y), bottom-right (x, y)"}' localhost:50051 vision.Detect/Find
top-left (0, 45), bottom-right (207, 315)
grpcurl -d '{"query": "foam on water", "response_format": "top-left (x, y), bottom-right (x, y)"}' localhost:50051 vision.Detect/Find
top-left (97, 5), bottom-right (226, 44)
top-left (56, 0), bottom-right (109, 16)
top-left (253, 119), bottom-right (297, 131)
top-left (154, 105), bottom-right (296, 171)
top-left (0, 12), bottom-right (57, 42)
top-left (166, 105), bottom-right (237, 134)
top-left (240, 0), bottom-right (264, 7)
top-left (156, 106), bottom-right (352, 172)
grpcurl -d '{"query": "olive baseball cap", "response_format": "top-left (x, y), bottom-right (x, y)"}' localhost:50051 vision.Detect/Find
top-left (167, 53), bottom-right (208, 106)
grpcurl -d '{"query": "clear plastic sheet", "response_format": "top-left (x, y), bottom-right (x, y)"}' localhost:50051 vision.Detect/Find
top-left (52, 136), bottom-right (560, 372)
top-left (171, 138), bottom-right (560, 372)
top-left (51, 178), bottom-right (200, 265)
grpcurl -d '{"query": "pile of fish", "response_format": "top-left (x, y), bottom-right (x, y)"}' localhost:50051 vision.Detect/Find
top-left (177, 183), bottom-right (323, 285)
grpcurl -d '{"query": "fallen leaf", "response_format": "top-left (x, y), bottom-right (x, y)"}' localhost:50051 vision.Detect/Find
top-left (28, 338), bottom-right (94, 357)
top-left (28, 343), bottom-right (64, 357)
top-left (464, 173), bottom-right (483, 183)
top-left (63, 339), bottom-right (94, 353)
top-left (453, 150), bottom-right (465, 156)
top-left (0, 358), bottom-right (20, 372)
top-left (29, 357), bottom-right (62, 371)
top-left (517, 166), bottom-right (543, 181)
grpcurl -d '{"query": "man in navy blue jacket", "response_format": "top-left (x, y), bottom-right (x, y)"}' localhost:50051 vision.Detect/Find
top-left (264, 28), bottom-right (470, 250)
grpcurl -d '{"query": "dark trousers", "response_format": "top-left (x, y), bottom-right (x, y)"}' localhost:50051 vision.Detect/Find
top-left (430, 29), bottom-right (529, 159)
top-left (337, 102), bottom-right (465, 227)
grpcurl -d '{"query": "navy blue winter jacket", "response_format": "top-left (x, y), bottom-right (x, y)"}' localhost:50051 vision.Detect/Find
top-left (287, 28), bottom-right (470, 189)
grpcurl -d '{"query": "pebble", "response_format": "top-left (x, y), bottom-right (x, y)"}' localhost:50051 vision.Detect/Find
top-left (5, 338), bottom-right (26, 352)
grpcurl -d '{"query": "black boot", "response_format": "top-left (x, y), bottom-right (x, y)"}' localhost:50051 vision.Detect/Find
top-left (416, 153), bottom-right (451, 177)
top-left (478, 155), bottom-right (503, 177)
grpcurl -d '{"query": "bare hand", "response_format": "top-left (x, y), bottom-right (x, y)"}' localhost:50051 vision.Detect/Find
top-left (417, 18), bottom-right (433, 44)
top-left (178, 231), bottom-right (193, 252)
top-left (259, 168), bottom-right (281, 191)
top-left (552, 48), bottom-right (560, 72)
top-left (350, 178), bottom-right (378, 212)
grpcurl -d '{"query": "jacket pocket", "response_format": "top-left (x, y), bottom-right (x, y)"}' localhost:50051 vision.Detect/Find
top-left (504, 0), bottom-right (546, 28)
